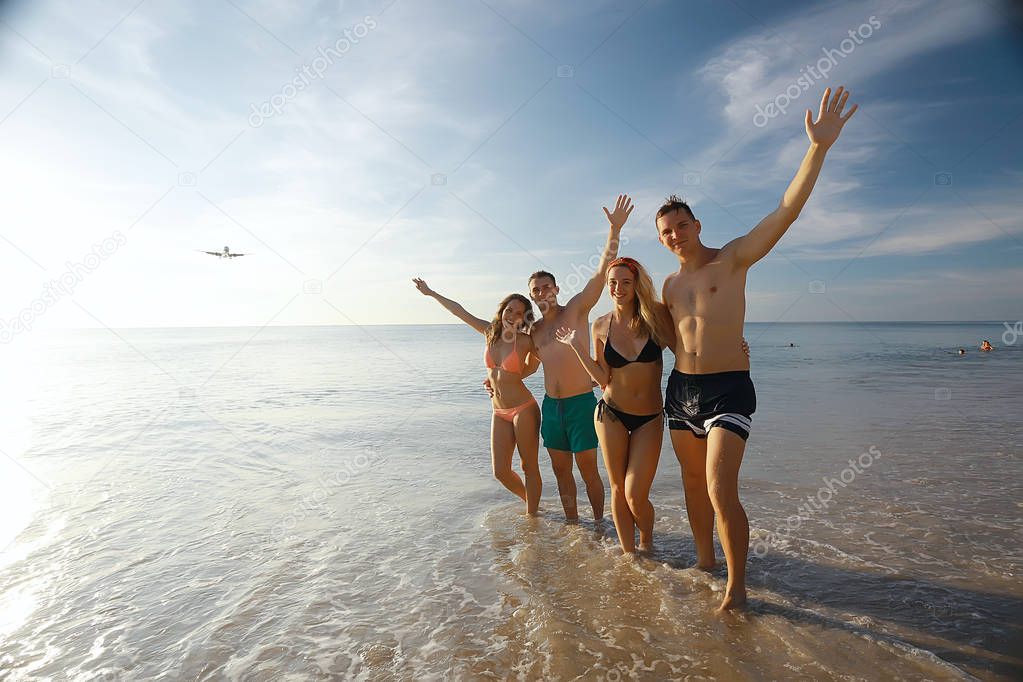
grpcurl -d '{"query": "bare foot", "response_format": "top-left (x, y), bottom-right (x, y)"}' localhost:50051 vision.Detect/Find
top-left (638, 540), bottom-right (654, 555)
top-left (695, 560), bottom-right (719, 572)
top-left (716, 589), bottom-right (747, 612)
top-left (565, 516), bottom-right (579, 524)
top-left (638, 530), bottom-right (653, 551)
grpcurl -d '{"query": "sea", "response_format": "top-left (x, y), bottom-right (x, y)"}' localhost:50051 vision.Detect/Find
top-left (1, 322), bottom-right (1020, 680)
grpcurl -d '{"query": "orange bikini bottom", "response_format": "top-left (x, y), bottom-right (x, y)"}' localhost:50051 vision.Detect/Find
top-left (493, 398), bottom-right (537, 423)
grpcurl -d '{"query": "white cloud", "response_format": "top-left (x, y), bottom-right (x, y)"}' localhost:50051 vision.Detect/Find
top-left (700, 0), bottom-right (996, 134)
top-left (786, 196), bottom-right (1023, 260)
top-left (686, 0), bottom-right (1010, 259)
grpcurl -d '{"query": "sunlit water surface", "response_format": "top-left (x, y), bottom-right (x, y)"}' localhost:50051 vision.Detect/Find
top-left (1, 323), bottom-right (1020, 680)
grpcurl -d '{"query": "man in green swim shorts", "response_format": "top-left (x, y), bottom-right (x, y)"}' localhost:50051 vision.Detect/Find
top-left (527, 195), bottom-right (634, 521)
top-left (483, 196), bottom-right (633, 520)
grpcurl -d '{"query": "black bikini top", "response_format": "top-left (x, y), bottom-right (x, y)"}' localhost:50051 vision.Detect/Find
top-left (604, 323), bottom-right (661, 368)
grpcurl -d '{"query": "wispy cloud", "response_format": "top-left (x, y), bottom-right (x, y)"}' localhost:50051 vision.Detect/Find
top-left (684, 0), bottom-right (1010, 260)
top-left (699, 0), bottom-right (997, 136)
top-left (0, 0), bottom-right (1017, 327)
top-left (781, 195), bottom-right (1022, 260)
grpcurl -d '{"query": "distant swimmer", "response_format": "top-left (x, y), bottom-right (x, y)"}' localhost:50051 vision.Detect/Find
top-left (788, 343), bottom-right (796, 347)
top-left (413, 277), bottom-right (543, 515)
top-left (200, 246), bottom-right (247, 259)
top-left (958, 348), bottom-right (967, 355)
top-left (980, 340), bottom-right (993, 352)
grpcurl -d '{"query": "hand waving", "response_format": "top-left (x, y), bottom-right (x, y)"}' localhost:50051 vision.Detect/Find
top-left (602, 194), bottom-right (634, 231)
top-left (805, 86), bottom-right (857, 150)
top-left (412, 277), bottom-right (434, 296)
top-left (554, 325), bottom-right (577, 346)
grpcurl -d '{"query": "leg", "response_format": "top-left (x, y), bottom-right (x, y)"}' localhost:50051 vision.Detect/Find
top-left (547, 449), bottom-right (578, 520)
top-left (512, 402), bottom-right (543, 515)
top-left (594, 412), bottom-right (633, 552)
top-left (491, 416), bottom-right (526, 504)
top-left (624, 418), bottom-right (662, 552)
top-left (706, 427), bottom-right (749, 611)
top-left (669, 429), bottom-right (716, 570)
top-left (574, 449), bottom-right (605, 521)
top-left (564, 393), bottom-right (602, 520)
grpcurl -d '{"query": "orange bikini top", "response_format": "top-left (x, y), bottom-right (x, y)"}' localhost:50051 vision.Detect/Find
top-left (484, 334), bottom-right (525, 375)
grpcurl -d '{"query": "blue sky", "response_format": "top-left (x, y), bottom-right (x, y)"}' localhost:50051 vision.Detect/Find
top-left (0, 0), bottom-right (1021, 332)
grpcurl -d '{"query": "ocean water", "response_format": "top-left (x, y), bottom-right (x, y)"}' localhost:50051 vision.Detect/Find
top-left (0, 322), bottom-right (1020, 680)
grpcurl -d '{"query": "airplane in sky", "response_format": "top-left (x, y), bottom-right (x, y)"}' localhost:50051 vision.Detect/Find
top-left (199, 246), bottom-right (247, 259)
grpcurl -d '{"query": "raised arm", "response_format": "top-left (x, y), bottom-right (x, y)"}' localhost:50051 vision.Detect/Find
top-left (568, 194), bottom-right (633, 312)
top-left (554, 320), bottom-right (610, 389)
top-left (731, 87), bottom-right (858, 267)
top-left (413, 277), bottom-right (488, 334)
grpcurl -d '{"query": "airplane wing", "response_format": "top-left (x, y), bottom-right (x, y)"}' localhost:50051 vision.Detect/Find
top-left (198, 250), bottom-right (221, 256)
top-left (227, 253), bottom-right (246, 258)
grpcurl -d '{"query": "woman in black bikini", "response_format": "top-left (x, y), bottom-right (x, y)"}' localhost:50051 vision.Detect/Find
top-left (555, 257), bottom-right (674, 554)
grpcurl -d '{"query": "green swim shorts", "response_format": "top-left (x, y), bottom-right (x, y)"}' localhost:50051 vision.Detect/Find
top-left (541, 391), bottom-right (599, 453)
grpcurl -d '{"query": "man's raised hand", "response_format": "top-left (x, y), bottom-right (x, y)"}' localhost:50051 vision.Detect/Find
top-left (602, 194), bottom-right (634, 231)
top-left (570, 194), bottom-right (632, 311)
top-left (805, 86), bottom-right (857, 150)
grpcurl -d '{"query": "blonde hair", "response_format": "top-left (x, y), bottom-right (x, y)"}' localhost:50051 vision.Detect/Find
top-left (484, 293), bottom-right (535, 346)
top-left (607, 258), bottom-right (672, 348)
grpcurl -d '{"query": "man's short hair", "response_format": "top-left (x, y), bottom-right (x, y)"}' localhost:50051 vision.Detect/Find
top-left (655, 194), bottom-right (696, 222)
top-left (528, 270), bottom-right (556, 286)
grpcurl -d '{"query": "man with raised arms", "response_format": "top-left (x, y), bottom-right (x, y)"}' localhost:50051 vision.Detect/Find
top-left (525, 195), bottom-right (634, 522)
top-left (658, 87), bottom-right (857, 611)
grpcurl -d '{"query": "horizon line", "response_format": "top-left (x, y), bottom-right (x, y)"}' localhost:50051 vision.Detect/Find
top-left (25, 319), bottom-right (1017, 332)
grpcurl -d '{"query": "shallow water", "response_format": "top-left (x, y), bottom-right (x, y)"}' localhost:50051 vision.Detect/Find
top-left (1, 322), bottom-right (1020, 680)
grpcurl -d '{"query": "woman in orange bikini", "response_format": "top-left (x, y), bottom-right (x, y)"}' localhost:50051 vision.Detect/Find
top-left (413, 278), bottom-right (542, 514)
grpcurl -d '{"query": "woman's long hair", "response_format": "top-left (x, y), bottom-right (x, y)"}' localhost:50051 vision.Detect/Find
top-left (485, 293), bottom-right (535, 346)
top-left (607, 257), bottom-right (673, 348)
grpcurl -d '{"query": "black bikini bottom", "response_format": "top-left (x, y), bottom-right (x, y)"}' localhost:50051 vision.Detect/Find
top-left (596, 399), bottom-right (661, 433)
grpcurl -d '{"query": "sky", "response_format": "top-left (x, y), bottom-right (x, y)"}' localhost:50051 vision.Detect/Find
top-left (0, 0), bottom-right (1021, 334)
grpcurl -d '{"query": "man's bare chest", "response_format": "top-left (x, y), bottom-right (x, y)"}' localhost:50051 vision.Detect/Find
top-left (667, 268), bottom-right (738, 315)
